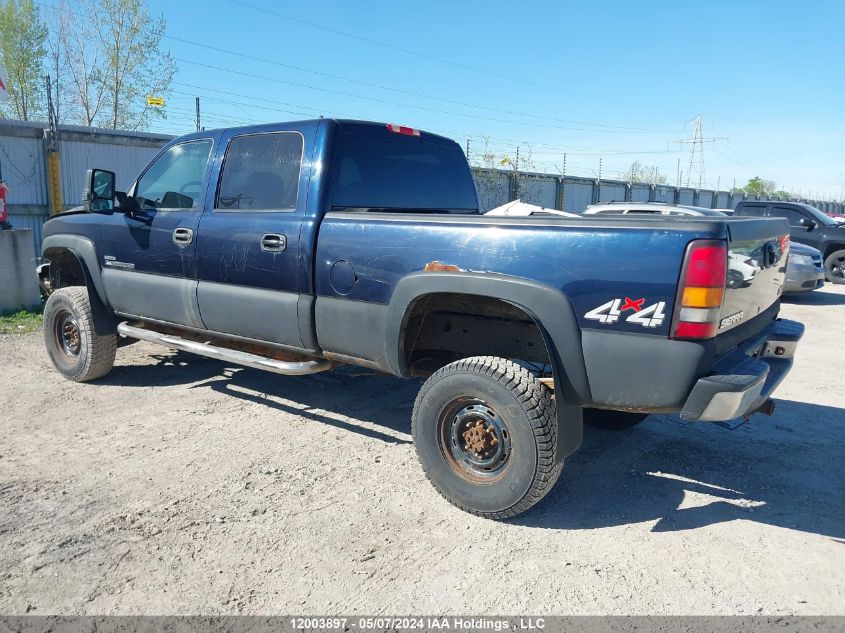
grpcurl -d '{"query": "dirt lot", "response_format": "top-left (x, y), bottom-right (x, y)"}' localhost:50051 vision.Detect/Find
top-left (1, 286), bottom-right (843, 615)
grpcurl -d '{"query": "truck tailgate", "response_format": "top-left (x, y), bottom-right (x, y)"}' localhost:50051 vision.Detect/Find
top-left (718, 217), bottom-right (790, 337)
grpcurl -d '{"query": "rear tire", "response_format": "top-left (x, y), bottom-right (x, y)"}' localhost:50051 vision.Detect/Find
top-left (412, 356), bottom-right (563, 519)
top-left (583, 409), bottom-right (649, 430)
top-left (824, 249), bottom-right (845, 284)
top-left (43, 286), bottom-right (117, 382)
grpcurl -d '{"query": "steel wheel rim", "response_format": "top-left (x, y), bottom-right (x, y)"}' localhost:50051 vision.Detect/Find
top-left (54, 309), bottom-right (82, 360)
top-left (832, 256), bottom-right (845, 279)
top-left (438, 398), bottom-right (512, 483)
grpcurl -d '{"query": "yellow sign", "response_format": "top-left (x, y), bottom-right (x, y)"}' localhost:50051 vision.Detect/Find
top-left (146, 95), bottom-right (165, 107)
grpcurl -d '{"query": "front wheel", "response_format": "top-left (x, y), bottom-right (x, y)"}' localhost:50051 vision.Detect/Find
top-left (43, 286), bottom-right (117, 382)
top-left (412, 357), bottom-right (562, 519)
top-left (824, 249), bottom-right (845, 284)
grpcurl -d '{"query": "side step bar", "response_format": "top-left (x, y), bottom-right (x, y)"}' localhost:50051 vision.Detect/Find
top-left (116, 322), bottom-right (333, 376)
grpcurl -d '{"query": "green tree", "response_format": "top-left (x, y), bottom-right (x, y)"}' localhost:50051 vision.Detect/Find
top-left (734, 176), bottom-right (777, 196)
top-left (621, 161), bottom-right (668, 185)
top-left (0, 0), bottom-right (47, 121)
top-left (94, 0), bottom-right (175, 130)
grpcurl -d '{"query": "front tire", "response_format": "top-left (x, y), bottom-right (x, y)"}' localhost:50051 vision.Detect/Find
top-left (412, 357), bottom-right (562, 519)
top-left (824, 249), bottom-right (845, 284)
top-left (43, 286), bottom-right (117, 382)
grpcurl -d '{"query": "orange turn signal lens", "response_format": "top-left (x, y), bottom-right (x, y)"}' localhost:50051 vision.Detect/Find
top-left (681, 286), bottom-right (724, 308)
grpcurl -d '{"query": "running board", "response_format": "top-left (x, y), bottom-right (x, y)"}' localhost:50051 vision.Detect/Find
top-left (116, 322), bottom-right (333, 376)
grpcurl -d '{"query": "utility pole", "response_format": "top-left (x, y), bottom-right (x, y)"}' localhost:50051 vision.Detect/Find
top-left (597, 158), bottom-right (603, 203)
top-left (195, 97), bottom-right (201, 132)
top-left (44, 75), bottom-right (63, 216)
top-left (672, 115), bottom-right (726, 188)
top-left (676, 158), bottom-right (681, 187)
top-left (558, 153), bottom-right (567, 210)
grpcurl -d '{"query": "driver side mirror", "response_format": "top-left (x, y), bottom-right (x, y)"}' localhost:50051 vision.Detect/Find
top-left (800, 217), bottom-right (817, 231)
top-left (83, 169), bottom-right (116, 212)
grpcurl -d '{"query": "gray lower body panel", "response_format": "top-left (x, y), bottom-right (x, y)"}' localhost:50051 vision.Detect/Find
top-left (582, 330), bottom-right (714, 411)
top-left (102, 268), bottom-right (204, 329)
top-left (315, 296), bottom-right (389, 371)
top-left (196, 281), bottom-right (303, 348)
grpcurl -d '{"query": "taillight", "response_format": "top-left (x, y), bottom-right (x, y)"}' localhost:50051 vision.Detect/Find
top-left (386, 123), bottom-right (421, 137)
top-left (671, 240), bottom-right (727, 340)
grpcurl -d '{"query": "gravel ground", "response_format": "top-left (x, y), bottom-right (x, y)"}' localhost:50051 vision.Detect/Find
top-left (1, 286), bottom-right (843, 615)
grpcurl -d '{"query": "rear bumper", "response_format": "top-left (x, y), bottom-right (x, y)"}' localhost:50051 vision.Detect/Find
top-left (679, 318), bottom-right (804, 422)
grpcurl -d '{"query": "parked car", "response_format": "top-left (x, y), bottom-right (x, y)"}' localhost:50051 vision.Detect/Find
top-left (37, 119), bottom-right (803, 519)
top-left (583, 201), bottom-right (728, 217)
top-left (734, 201), bottom-right (845, 283)
top-left (783, 242), bottom-right (825, 294)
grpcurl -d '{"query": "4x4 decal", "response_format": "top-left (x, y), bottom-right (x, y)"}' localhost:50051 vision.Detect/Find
top-left (584, 297), bottom-right (666, 328)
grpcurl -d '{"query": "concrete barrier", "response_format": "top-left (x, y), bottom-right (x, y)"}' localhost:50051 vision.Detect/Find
top-left (0, 229), bottom-right (41, 313)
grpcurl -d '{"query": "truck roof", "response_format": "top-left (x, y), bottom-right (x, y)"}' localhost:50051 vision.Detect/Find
top-left (187, 118), bottom-right (458, 148)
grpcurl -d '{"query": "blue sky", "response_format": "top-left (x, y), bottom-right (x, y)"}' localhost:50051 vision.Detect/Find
top-left (140, 0), bottom-right (844, 198)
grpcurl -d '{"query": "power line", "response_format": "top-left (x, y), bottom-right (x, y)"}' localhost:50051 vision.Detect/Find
top-left (35, 1), bottom-right (672, 134)
top-left (225, 0), bottom-right (627, 105)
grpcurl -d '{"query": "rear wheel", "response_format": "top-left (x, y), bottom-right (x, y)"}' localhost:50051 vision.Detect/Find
top-left (43, 286), bottom-right (117, 382)
top-left (824, 249), bottom-right (845, 284)
top-left (412, 356), bottom-right (562, 519)
top-left (583, 409), bottom-right (649, 430)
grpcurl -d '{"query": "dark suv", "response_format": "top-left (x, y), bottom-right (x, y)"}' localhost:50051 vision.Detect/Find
top-left (734, 201), bottom-right (845, 283)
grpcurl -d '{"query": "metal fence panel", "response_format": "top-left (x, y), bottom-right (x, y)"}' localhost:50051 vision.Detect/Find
top-left (631, 184), bottom-right (650, 202)
top-left (716, 192), bottom-right (730, 208)
top-left (598, 183), bottom-right (626, 204)
top-left (517, 176), bottom-right (557, 208)
top-left (563, 181), bottom-right (594, 212)
top-left (678, 189), bottom-right (695, 205)
top-left (653, 186), bottom-right (674, 203)
top-left (0, 134), bottom-right (47, 205)
top-left (58, 138), bottom-right (164, 207)
top-left (696, 191), bottom-right (715, 208)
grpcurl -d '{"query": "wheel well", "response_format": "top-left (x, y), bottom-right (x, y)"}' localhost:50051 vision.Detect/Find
top-left (823, 244), bottom-right (845, 260)
top-left (44, 247), bottom-right (87, 292)
top-left (401, 293), bottom-right (552, 376)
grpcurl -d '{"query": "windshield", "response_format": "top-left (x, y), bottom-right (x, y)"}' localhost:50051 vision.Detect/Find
top-left (802, 204), bottom-right (838, 226)
top-left (332, 131), bottom-right (479, 212)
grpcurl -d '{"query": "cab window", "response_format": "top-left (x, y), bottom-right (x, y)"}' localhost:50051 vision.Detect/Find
top-left (216, 132), bottom-right (303, 211)
top-left (134, 140), bottom-right (213, 211)
top-left (738, 204), bottom-right (766, 216)
top-left (772, 206), bottom-right (807, 227)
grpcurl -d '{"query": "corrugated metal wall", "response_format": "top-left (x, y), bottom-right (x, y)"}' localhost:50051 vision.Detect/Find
top-left (1, 120), bottom-right (172, 256)
top-left (0, 133), bottom-right (48, 205)
top-left (631, 184), bottom-right (650, 202)
top-left (562, 181), bottom-right (594, 212)
top-left (518, 175), bottom-right (557, 208)
top-left (57, 138), bottom-right (166, 208)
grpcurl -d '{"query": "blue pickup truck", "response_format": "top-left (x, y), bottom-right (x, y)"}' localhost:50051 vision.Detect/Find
top-left (38, 119), bottom-right (804, 519)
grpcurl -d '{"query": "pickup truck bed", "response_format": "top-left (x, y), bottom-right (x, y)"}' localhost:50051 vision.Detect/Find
top-left (37, 119), bottom-right (803, 519)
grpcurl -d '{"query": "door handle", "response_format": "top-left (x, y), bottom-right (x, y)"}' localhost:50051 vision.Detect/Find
top-left (172, 227), bottom-right (194, 245)
top-left (261, 233), bottom-right (286, 252)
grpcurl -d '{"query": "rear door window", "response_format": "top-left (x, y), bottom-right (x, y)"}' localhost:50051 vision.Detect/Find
top-left (332, 131), bottom-right (478, 212)
top-left (216, 132), bottom-right (303, 211)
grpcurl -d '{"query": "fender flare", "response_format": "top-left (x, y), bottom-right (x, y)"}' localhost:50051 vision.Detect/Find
top-left (384, 272), bottom-right (589, 461)
top-left (41, 235), bottom-right (109, 307)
